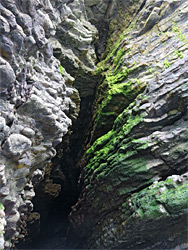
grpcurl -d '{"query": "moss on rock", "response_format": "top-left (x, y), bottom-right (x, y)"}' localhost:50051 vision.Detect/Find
top-left (122, 177), bottom-right (188, 221)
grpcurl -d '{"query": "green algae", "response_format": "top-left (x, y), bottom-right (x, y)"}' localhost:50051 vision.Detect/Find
top-left (84, 99), bottom-right (150, 190)
top-left (163, 59), bottom-right (171, 68)
top-left (122, 179), bottom-right (188, 220)
top-left (0, 203), bottom-right (4, 210)
top-left (174, 49), bottom-right (184, 59)
top-left (122, 113), bottom-right (143, 135)
top-left (59, 65), bottom-right (65, 76)
top-left (172, 23), bottom-right (188, 45)
top-left (92, 62), bottom-right (146, 140)
top-left (86, 101), bottom-right (144, 158)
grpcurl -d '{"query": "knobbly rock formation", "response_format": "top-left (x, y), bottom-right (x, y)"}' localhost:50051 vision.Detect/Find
top-left (0, 0), bottom-right (188, 249)
top-left (0, 0), bottom-right (97, 248)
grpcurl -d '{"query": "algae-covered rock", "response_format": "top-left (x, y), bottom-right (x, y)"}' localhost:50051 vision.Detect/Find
top-left (70, 0), bottom-right (188, 248)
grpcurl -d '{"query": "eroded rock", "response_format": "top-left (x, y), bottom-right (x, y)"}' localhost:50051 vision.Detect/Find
top-left (69, 0), bottom-right (188, 249)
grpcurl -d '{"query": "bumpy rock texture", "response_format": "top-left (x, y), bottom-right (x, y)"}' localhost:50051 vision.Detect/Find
top-left (0, 0), bottom-right (97, 248)
top-left (0, 0), bottom-right (188, 249)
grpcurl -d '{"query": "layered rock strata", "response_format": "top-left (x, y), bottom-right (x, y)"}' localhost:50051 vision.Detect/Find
top-left (70, 0), bottom-right (188, 249)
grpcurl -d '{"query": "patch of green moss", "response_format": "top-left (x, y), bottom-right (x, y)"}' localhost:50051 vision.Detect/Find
top-left (122, 113), bottom-right (143, 135)
top-left (122, 179), bottom-right (188, 220)
top-left (174, 49), bottom-right (184, 59)
top-left (146, 67), bottom-right (153, 73)
top-left (86, 130), bottom-right (114, 157)
top-left (59, 65), bottom-right (64, 75)
top-left (85, 100), bottom-right (149, 187)
top-left (92, 60), bottom-right (147, 139)
top-left (163, 59), bottom-right (171, 68)
top-left (113, 48), bottom-right (125, 65)
top-left (172, 23), bottom-right (188, 45)
top-left (0, 203), bottom-right (4, 210)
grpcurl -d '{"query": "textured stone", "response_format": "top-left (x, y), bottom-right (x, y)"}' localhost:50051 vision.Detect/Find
top-left (2, 134), bottom-right (32, 157)
top-left (0, 0), bottom-right (187, 249)
top-left (69, 0), bottom-right (188, 249)
top-left (0, 0), bottom-right (81, 247)
top-left (0, 58), bottom-right (16, 91)
top-left (0, 117), bottom-right (6, 131)
top-left (0, 15), bottom-right (10, 33)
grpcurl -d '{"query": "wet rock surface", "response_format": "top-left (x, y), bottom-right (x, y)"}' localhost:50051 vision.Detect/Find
top-left (69, 0), bottom-right (188, 249)
top-left (0, 0), bottom-right (187, 249)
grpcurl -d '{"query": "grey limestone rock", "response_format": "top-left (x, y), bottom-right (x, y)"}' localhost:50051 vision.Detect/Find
top-left (2, 134), bottom-right (32, 157)
top-left (0, 0), bottom-right (83, 248)
top-left (0, 58), bottom-right (16, 91)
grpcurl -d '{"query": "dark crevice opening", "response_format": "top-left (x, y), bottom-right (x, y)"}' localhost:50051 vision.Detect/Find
top-left (135, 0), bottom-right (147, 16)
top-left (16, 91), bottom-right (97, 249)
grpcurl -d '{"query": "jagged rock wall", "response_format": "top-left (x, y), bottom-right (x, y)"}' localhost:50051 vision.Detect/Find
top-left (0, 0), bottom-right (188, 249)
top-left (70, 0), bottom-right (188, 249)
top-left (0, 0), bottom-right (97, 248)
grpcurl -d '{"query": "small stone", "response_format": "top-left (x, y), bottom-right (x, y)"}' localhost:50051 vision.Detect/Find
top-left (33, 24), bottom-right (47, 48)
top-left (7, 211), bottom-right (20, 224)
top-left (32, 169), bottom-right (44, 184)
top-left (0, 117), bottom-right (6, 131)
top-left (2, 196), bottom-right (16, 208)
top-left (24, 190), bottom-right (35, 200)
top-left (21, 127), bottom-right (35, 138)
top-left (3, 125), bottom-right (10, 137)
top-left (0, 15), bottom-right (10, 33)
top-left (2, 134), bottom-right (32, 157)
top-left (0, 59), bottom-right (16, 91)
top-left (0, 186), bottom-right (9, 196)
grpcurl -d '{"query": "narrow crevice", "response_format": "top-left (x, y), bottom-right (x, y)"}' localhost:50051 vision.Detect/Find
top-left (135, 0), bottom-right (147, 16)
top-left (95, 0), bottom-right (118, 58)
top-left (16, 92), bottom-right (98, 249)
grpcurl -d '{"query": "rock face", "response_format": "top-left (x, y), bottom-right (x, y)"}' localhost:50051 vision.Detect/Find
top-left (0, 0), bottom-right (187, 249)
top-left (0, 0), bottom-right (97, 248)
top-left (69, 0), bottom-right (188, 249)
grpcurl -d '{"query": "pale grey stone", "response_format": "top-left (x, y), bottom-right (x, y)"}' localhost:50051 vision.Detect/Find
top-left (3, 134), bottom-right (32, 157)
top-left (0, 59), bottom-right (16, 91)
top-left (21, 128), bottom-right (35, 138)
top-left (0, 117), bottom-right (6, 131)
top-left (0, 15), bottom-right (10, 33)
